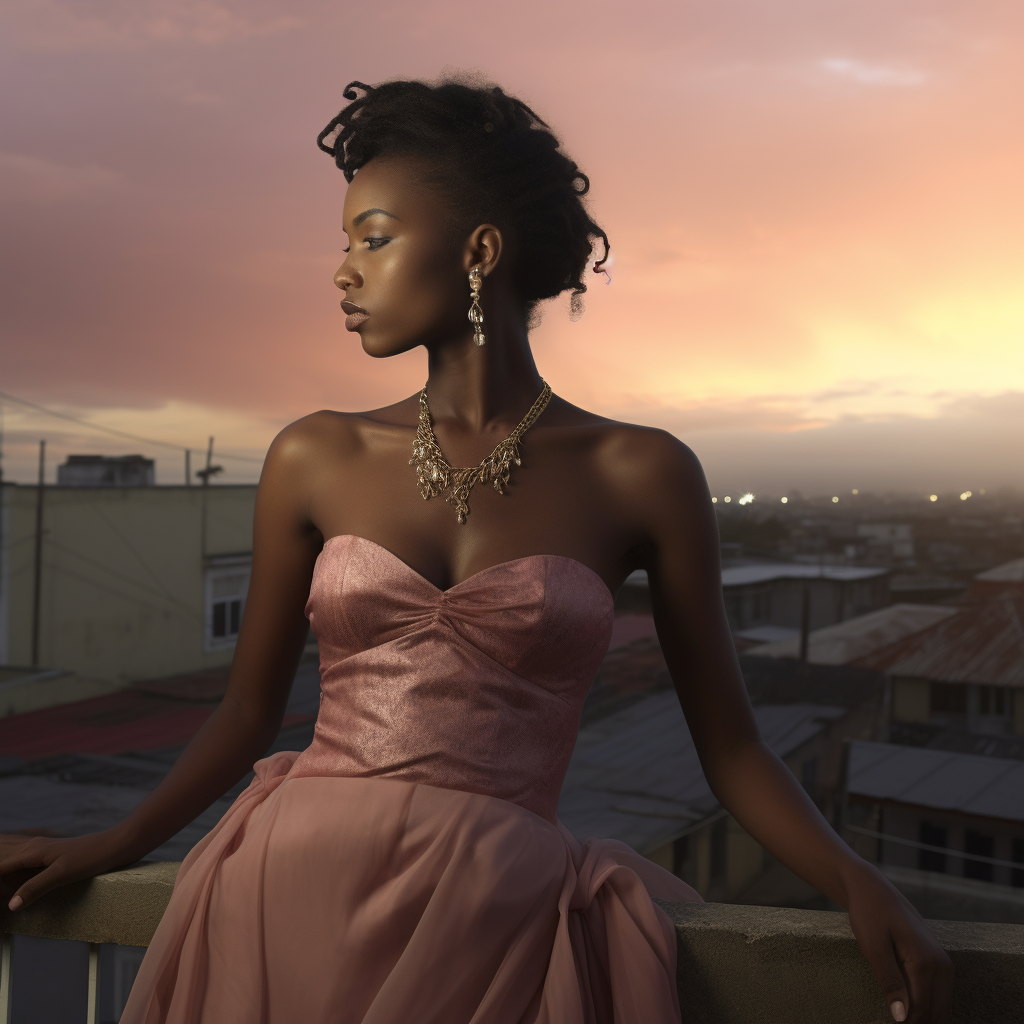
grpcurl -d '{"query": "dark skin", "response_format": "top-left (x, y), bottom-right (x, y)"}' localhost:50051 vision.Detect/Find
top-left (1, 154), bottom-right (952, 1022)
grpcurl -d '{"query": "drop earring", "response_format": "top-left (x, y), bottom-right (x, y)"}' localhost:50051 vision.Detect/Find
top-left (468, 265), bottom-right (485, 346)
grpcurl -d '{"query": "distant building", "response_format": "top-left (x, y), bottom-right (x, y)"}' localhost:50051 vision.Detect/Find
top-left (0, 481), bottom-right (258, 685)
top-left (847, 740), bottom-right (1024, 922)
top-left (888, 573), bottom-right (968, 605)
top-left (856, 595), bottom-right (1024, 738)
top-left (746, 603), bottom-right (958, 665)
top-left (973, 558), bottom-right (1024, 599)
top-left (856, 523), bottom-right (914, 561)
top-left (720, 563), bottom-right (890, 635)
top-left (57, 454), bottom-right (155, 487)
top-left (616, 562), bottom-right (890, 638)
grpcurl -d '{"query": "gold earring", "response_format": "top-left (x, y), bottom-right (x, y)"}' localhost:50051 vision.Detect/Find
top-left (468, 265), bottom-right (485, 346)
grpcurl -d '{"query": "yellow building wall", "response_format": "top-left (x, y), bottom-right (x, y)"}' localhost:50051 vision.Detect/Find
top-left (2, 483), bottom-right (257, 684)
top-left (892, 677), bottom-right (930, 723)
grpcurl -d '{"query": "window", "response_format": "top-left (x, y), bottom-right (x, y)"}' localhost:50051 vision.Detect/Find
top-left (918, 821), bottom-right (947, 873)
top-left (205, 563), bottom-right (251, 651)
top-left (964, 830), bottom-right (994, 882)
top-left (930, 682), bottom-right (967, 717)
top-left (978, 685), bottom-right (1007, 716)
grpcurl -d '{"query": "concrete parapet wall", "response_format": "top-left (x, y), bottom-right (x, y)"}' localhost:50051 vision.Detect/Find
top-left (2, 865), bottom-right (1023, 1022)
top-left (657, 899), bottom-right (1024, 1024)
top-left (0, 862), bottom-right (179, 947)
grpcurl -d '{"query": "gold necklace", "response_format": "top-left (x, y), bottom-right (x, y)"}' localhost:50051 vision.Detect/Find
top-left (409, 381), bottom-right (553, 525)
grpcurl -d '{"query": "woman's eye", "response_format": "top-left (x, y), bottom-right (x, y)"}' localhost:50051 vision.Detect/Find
top-left (365, 236), bottom-right (390, 250)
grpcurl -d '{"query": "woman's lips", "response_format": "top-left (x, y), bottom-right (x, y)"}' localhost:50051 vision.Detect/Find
top-left (341, 300), bottom-right (369, 331)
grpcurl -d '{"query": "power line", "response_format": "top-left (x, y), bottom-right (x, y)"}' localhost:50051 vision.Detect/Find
top-left (0, 390), bottom-right (266, 465)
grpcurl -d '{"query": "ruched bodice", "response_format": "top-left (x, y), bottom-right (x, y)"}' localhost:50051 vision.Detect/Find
top-left (289, 534), bottom-right (616, 822)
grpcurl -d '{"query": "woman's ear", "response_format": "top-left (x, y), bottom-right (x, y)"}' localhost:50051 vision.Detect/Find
top-left (464, 225), bottom-right (503, 277)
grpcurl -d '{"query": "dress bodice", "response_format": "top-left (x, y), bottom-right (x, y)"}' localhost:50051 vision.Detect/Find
top-left (288, 534), bottom-right (615, 821)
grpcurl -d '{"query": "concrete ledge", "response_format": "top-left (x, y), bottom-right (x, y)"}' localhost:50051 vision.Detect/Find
top-left (0, 862), bottom-right (180, 947)
top-left (656, 899), bottom-right (1024, 1024)
top-left (4, 865), bottom-right (1023, 1023)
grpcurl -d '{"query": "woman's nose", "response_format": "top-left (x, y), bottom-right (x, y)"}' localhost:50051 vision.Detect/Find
top-left (334, 262), bottom-right (361, 291)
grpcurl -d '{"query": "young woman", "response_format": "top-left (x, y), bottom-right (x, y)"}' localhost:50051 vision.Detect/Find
top-left (1, 78), bottom-right (952, 1023)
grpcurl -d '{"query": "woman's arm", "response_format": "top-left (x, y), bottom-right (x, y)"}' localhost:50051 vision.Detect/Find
top-left (615, 428), bottom-right (952, 1024)
top-left (0, 421), bottom-right (324, 911)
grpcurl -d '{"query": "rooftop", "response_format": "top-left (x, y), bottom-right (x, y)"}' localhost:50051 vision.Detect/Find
top-left (976, 557), bottom-right (1024, 583)
top-left (720, 563), bottom-right (889, 587)
top-left (559, 689), bottom-right (845, 853)
top-left (746, 602), bottom-right (959, 665)
top-left (848, 740), bottom-right (1024, 823)
top-left (854, 594), bottom-right (1024, 687)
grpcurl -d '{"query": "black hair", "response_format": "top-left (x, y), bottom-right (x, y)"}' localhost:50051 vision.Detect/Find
top-left (317, 77), bottom-right (610, 318)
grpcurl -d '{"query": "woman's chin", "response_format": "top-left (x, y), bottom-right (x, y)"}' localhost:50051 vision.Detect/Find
top-left (360, 334), bottom-right (414, 360)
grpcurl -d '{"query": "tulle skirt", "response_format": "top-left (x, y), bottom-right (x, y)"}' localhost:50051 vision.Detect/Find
top-left (121, 751), bottom-right (701, 1024)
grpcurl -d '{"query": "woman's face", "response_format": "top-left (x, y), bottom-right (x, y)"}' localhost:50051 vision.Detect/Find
top-left (334, 156), bottom-right (472, 358)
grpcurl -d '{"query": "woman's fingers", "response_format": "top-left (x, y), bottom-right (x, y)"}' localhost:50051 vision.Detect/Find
top-left (859, 930), bottom-right (912, 1021)
top-left (7, 859), bottom-right (70, 911)
top-left (899, 932), bottom-right (952, 1024)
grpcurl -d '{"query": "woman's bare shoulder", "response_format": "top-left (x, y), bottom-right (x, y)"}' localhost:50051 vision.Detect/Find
top-left (548, 396), bottom-right (705, 487)
top-left (264, 398), bottom-right (417, 473)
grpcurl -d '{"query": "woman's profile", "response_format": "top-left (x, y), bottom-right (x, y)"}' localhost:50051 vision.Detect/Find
top-left (0, 76), bottom-right (952, 1023)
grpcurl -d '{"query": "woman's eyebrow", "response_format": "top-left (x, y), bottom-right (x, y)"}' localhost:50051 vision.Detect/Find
top-left (353, 207), bottom-right (401, 226)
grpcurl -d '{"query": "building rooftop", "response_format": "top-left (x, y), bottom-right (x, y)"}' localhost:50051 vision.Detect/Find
top-left (720, 563), bottom-right (889, 587)
top-left (854, 595), bottom-right (1024, 687)
top-left (976, 558), bottom-right (1024, 584)
top-left (746, 603), bottom-right (959, 665)
top-left (848, 740), bottom-right (1024, 824)
top-left (558, 689), bottom-right (845, 853)
top-left (890, 720), bottom-right (1024, 762)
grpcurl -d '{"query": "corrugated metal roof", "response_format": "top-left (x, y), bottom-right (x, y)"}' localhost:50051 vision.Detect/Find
top-left (720, 563), bottom-right (889, 587)
top-left (747, 603), bottom-right (959, 665)
top-left (855, 595), bottom-right (1024, 687)
top-left (848, 740), bottom-right (1024, 823)
top-left (975, 558), bottom-right (1024, 583)
top-left (557, 690), bottom-right (844, 853)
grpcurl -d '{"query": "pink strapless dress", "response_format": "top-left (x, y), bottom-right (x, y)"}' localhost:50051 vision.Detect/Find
top-left (122, 535), bottom-right (701, 1024)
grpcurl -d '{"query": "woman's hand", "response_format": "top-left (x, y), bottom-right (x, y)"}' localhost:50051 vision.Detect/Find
top-left (0, 830), bottom-right (134, 912)
top-left (844, 863), bottom-right (954, 1023)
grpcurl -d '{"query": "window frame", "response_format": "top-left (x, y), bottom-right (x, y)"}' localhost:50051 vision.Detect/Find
top-left (204, 556), bottom-right (252, 653)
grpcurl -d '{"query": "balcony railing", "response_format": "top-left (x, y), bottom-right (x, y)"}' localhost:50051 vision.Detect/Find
top-left (2, 862), bottom-right (1023, 1023)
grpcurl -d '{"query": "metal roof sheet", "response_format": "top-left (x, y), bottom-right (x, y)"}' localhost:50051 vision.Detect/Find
top-left (720, 563), bottom-right (889, 587)
top-left (855, 595), bottom-right (1024, 686)
top-left (558, 690), bottom-right (845, 853)
top-left (848, 740), bottom-right (1024, 823)
top-left (975, 558), bottom-right (1024, 583)
top-left (747, 603), bottom-right (959, 665)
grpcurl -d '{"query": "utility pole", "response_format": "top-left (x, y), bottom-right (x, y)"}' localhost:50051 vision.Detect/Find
top-left (185, 449), bottom-right (191, 486)
top-left (31, 440), bottom-right (45, 668)
top-left (196, 437), bottom-right (223, 558)
top-left (798, 583), bottom-right (811, 663)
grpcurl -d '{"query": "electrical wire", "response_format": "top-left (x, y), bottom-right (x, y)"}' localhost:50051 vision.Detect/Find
top-left (0, 390), bottom-right (266, 464)
top-left (846, 824), bottom-right (1024, 871)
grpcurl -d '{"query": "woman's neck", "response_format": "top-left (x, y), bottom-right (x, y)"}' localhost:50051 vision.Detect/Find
top-left (423, 307), bottom-right (544, 432)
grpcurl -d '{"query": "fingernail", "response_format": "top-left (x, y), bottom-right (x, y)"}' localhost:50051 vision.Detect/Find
top-left (890, 1000), bottom-right (907, 1022)
top-left (8, 895), bottom-right (22, 911)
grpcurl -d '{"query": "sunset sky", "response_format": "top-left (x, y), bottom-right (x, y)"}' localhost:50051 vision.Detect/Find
top-left (2, 0), bottom-right (1021, 495)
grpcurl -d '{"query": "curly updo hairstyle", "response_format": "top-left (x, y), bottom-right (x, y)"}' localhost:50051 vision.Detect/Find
top-left (317, 77), bottom-right (610, 319)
